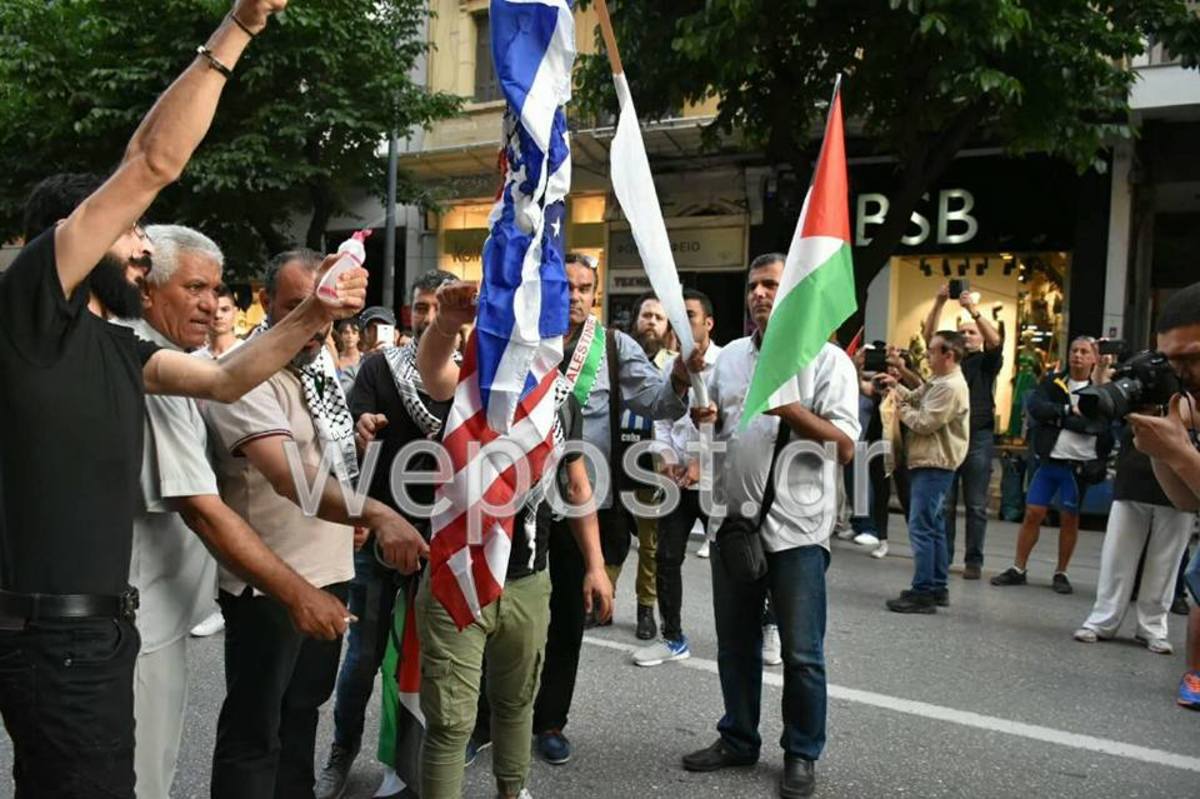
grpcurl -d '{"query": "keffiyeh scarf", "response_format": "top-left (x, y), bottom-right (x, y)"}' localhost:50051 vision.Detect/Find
top-left (249, 322), bottom-right (359, 481)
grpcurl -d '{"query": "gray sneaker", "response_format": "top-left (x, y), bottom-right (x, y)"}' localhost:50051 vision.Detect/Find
top-left (315, 742), bottom-right (358, 799)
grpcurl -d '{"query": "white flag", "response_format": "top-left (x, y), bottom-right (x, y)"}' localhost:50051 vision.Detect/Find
top-left (609, 73), bottom-right (709, 407)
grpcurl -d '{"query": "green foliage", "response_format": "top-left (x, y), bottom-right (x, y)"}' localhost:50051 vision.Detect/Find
top-left (575, 0), bottom-right (1200, 278)
top-left (0, 0), bottom-right (461, 276)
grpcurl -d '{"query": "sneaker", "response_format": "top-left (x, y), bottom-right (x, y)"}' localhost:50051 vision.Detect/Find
top-left (1171, 596), bottom-right (1189, 616)
top-left (834, 526), bottom-right (856, 541)
top-left (1178, 671), bottom-right (1200, 710)
top-left (696, 539), bottom-right (711, 559)
top-left (1073, 627), bottom-right (1098, 643)
top-left (465, 732), bottom-right (492, 767)
top-left (632, 637), bottom-right (690, 667)
top-left (190, 610), bottom-right (225, 637)
top-left (870, 541), bottom-right (888, 559)
top-left (536, 730), bottom-right (571, 765)
top-left (886, 591), bottom-right (937, 614)
top-left (1052, 572), bottom-right (1074, 595)
top-left (962, 564), bottom-right (982, 580)
top-left (990, 567), bottom-right (1027, 586)
top-left (853, 532), bottom-right (880, 547)
top-left (762, 624), bottom-right (783, 666)
top-left (636, 604), bottom-right (657, 641)
top-left (315, 742), bottom-right (358, 799)
top-left (1134, 635), bottom-right (1174, 655)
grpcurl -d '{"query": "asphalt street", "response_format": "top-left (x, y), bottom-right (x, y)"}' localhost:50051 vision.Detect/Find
top-left (2, 515), bottom-right (1197, 798)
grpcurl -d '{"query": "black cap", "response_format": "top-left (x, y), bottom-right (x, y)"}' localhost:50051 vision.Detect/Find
top-left (359, 306), bottom-right (396, 326)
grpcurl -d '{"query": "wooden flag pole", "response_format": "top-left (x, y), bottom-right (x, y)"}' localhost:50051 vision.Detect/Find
top-left (593, 0), bottom-right (625, 76)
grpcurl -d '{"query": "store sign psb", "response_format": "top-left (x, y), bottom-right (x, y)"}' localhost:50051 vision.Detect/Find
top-left (855, 188), bottom-right (979, 248)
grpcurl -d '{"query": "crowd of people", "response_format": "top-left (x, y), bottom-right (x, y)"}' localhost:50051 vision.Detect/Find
top-left (0, 3), bottom-right (1198, 799)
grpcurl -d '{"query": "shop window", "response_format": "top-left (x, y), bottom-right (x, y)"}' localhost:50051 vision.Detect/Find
top-left (887, 251), bottom-right (1071, 440)
top-left (473, 14), bottom-right (501, 103)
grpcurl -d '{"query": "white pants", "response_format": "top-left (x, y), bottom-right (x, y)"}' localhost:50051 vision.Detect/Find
top-left (1083, 500), bottom-right (1194, 640)
top-left (133, 636), bottom-right (188, 799)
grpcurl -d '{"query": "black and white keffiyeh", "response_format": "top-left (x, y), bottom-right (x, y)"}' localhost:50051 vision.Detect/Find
top-left (381, 339), bottom-right (573, 510)
top-left (249, 322), bottom-right (359, 481)
top-left (382, 340), bottom-right (448, 438)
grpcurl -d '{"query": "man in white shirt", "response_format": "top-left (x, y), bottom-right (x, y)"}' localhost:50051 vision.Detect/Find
top-left (682, 254), bottom-right (859, 799)
top-left (195, 284), bottom-right (244, 360)
top-left (633, 289), bottom-right (722, 667)
top-left (127, 225), bottom-right (357, 798)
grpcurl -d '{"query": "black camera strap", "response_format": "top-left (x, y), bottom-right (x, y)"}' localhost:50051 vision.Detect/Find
top-left (756, 421), bottom-right (793, 530)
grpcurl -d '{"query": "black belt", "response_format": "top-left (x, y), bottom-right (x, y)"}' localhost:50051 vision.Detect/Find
top-left (0, 587), bottom-right (139, 624)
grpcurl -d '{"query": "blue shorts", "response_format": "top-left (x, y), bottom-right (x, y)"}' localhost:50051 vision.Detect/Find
top-left (1026, 461), bottom-right (1082, 514)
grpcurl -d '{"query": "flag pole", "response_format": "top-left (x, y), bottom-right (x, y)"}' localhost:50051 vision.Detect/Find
top-left (594, 0), bottom-right (625, 76)
top-left (593, 0), bottom-right (710, 407)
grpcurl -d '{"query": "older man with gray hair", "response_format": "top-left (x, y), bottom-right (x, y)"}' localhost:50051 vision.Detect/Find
top-left (126, 225), bottom-right (355, 798)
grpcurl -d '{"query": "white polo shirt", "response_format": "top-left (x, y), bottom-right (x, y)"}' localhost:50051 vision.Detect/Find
top-left (706, 338), bottom-right (860, 553)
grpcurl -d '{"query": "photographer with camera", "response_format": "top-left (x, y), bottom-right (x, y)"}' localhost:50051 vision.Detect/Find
top-left (1123, 283), bottom-right (1200, 710)
top-left (923, 281), bottom-right (1003, 580)
top-left (992, 337), bottom-right (1113, 594)
top-left (877, 331), bottom-right (970, 613)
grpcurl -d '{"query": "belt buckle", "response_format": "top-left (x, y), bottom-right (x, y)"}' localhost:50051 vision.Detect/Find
top-left (119, 589), bottom-right (140, 620)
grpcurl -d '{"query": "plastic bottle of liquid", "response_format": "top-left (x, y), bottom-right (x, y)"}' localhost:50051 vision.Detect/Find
top-left (316, 229), bottom-right (371, 301)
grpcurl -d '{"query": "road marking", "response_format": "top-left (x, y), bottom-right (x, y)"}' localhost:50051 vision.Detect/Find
top-left (583, 635), bottom-right (1200, 773)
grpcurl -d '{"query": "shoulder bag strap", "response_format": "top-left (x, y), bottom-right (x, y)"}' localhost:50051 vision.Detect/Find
top-left (756, 421), bottom-right (793, 528)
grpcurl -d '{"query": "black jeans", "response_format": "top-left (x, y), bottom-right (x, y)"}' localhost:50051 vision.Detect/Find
top-left (655, 490), bottom-right (708, 641)
top-left (211, 583), bottom-right (349, 799)
top-left (0, 616), bottom-right (140, 798)
top-left (597, 506), bottom-right (634, 568)
top-left (533, 517), bottom-right (585, 733)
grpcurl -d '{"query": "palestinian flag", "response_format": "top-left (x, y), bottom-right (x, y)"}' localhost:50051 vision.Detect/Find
top-left (740, 79), bottom-right (857, 426)
top-left (377, 580), bottom-right (423, 792)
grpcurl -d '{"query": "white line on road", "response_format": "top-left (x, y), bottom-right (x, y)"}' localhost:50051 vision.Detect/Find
top-left (583, 635), bottom-right (1200, 773)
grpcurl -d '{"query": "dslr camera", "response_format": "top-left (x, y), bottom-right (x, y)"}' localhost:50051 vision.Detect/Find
top-left (1076, 350), bottom-right (1181, 421)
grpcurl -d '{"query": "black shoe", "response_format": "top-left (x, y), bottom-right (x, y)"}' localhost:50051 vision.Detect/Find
top-left (990, 567), bottom-right (1027, 586)
top-left (1052, 572), bottom-right (1073, 594)
top-left (315, 742), bottom-right (358, 799)
top-left (887, 591), bottom-right (937, 614)
top-left (1172, 596), bottom-right (1190, 616)
top-left (681, 738), bottom-right (758, 772)
top-left (903, 588), bottom-right (948, 607)
top-left (636, 604), bottom-right (657, 640)
top-left (963, 564), bottom-right (982, 580)
top-left (780, 756), bottom-right (816, 798)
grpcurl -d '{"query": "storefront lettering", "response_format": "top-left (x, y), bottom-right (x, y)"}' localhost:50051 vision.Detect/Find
top-left (855, 189), bottom-right (978, 248)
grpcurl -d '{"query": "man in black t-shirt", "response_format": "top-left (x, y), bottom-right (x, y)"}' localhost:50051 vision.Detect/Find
top-left (0, 4), bottom-right (393, 796)
top-left (923, 283), bottom-right (1003, 579)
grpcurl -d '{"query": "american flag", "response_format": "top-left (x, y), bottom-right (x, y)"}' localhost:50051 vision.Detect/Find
top-left (428, 0), bottom-right (575, 629)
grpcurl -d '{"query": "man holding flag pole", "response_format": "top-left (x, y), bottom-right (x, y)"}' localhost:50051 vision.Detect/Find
top-left (682, 79), bottom-right (860, 799)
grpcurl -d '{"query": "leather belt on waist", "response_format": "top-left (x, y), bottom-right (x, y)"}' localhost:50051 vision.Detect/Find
top-left (0, 587), bottom-right (139, 623)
